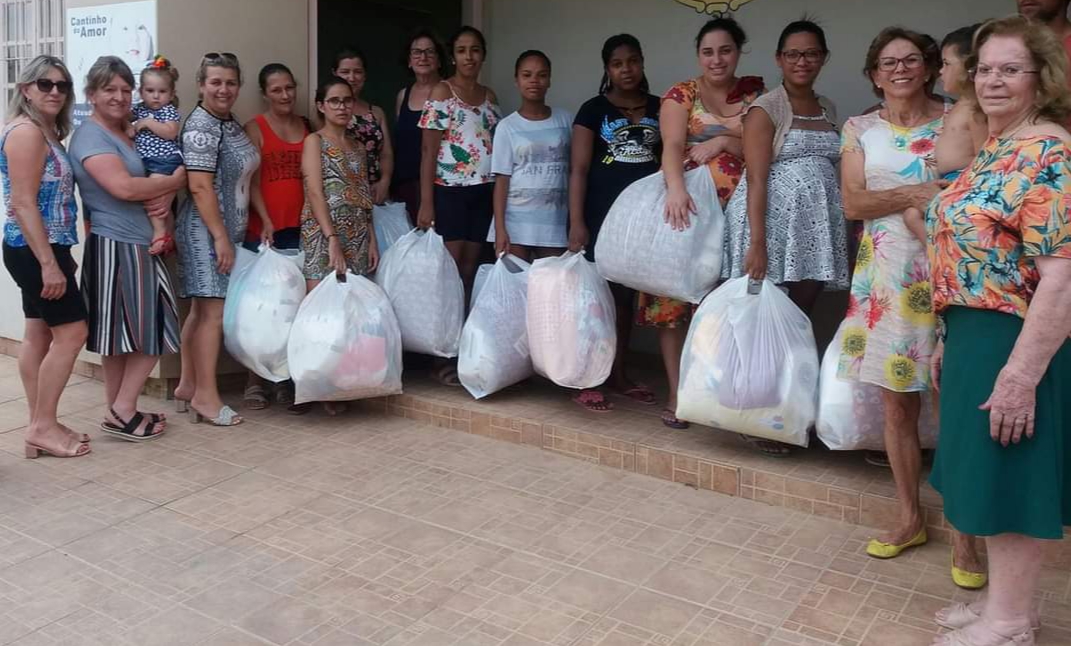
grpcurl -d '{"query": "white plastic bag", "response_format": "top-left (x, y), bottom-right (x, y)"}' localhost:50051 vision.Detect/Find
top-left (471, 263), bottom-right (493, 309)
top-left (459, 255), bottom-right (533, 399)
top-left (223, 245), bottom-right (307, 382)
top-left (677, 277), bottom-right (819, 446)
top-left (374, 229), bottom-right (464, 357)
top-left (527, 252), bottom-right (616, 389)
top-left (595, 167), bottom-right (724, 303)
top-left (287, 272), bottom-right (403, 404)
top-left (817, 321), bottom-right (939, 450)
top-left (373, 202), bottom-right (411, 257)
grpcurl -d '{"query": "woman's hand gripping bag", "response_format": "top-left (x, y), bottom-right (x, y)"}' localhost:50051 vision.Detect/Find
top-left (817, 321), bottom-right (939, 450)
top-left (374, 229), bottom-right (464, 357)
top-left (459, 255), bottom-right (533, 399)
top-left (676, 277), bottom-right (819, 446)
top-left (287, 272), bottom-right (403, 404)
top-left (526, 252), bottom-right (616, 389)
top-left (223, 245), bottom-right (307, 382)
top-left (373, 202), bottom-right (411, 257)
top-left (594, 167), bottom-right (724, 303)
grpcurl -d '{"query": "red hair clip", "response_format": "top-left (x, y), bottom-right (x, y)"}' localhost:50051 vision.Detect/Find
top-left (150, 55), bottom-right (170, 69)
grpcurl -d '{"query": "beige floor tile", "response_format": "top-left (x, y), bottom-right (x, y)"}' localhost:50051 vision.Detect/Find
top-left (543, 569), bottom-right (635, 614)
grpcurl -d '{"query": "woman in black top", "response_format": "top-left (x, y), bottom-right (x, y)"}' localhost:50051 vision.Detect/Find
top-left (392, 28), bottom-right (446, 222)
top-left (567, 34), bottom-right (661, 413)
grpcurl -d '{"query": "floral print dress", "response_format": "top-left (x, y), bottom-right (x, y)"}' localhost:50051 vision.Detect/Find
top-left (348, 110), bottom-right (384, 184)
top-left (638, 77), bottom-right (764, 328)
top-left (837, 108), bottom-right (948, 392)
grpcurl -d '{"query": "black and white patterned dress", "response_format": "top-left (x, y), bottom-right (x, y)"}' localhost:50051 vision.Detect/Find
top-left (176, 104), bottom-right (260, 298)
top-left (721, 118), bottom-right (849, 289)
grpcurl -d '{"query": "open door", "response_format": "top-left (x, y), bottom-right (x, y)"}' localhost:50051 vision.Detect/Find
top-left (315, 0), bottom-right (462, 119)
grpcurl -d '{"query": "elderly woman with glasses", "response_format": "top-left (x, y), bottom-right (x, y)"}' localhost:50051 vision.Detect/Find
top-left (927, 16), bottom-right (1071, 645)
top-left (837, 27), bottom-right (985, 588)
top-left (174, 52), bottom-right (260, 427)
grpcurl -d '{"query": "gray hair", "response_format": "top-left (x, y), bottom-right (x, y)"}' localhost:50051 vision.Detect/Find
top-left (196, 52), bottom-right (243, 86)
top-left (84, 56), bottom-right (136, 97)
top-left (6, 55), bottom-right (75, 140)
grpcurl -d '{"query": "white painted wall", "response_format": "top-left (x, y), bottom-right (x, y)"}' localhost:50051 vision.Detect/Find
top-left (482, 0), bottom-right (1014, 118)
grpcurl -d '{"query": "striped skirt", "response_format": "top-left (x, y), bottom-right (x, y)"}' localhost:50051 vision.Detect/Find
top-left (80, 234), bottom-right (180, 357)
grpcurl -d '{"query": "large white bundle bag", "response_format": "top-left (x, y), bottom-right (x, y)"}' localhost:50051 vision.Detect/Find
top-left (471, 262), bottom-right (493, 309)
top-left (287, 273), bottom-right (403, 404)
top-left (594, 167), bottom-right (724, 304)
top-left (677, 277), bottom-right (819, 446)
top-left (817, 321), bottom-right (939, 450)
top-left (373, 202), bottom-right (411, 257)
top-left (458, 255), bottom-right (533, 399)
top-left (527, 251), bottom-right (616, 389)
top-left (375, 229), bottom-right (464, 357)
top-left (223, 245), bottom-right (307, 382)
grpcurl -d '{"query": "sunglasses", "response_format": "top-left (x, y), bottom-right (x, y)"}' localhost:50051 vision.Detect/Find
top-left (202, 52), bottom-right (238, 63)
top-left (34, 79), bottom-right (72, 94)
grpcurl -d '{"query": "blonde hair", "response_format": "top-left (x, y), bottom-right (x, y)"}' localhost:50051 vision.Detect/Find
top-left (5, 55), bottom-right (75, 139)
top-left (965, 15), bottom-right (1071, 124)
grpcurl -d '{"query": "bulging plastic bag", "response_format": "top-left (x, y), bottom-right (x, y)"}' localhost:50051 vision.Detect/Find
top-left (458, 255), bottom-right (533, 399)
top-left (817, 321), bottom-right (939, 450)
top-left (527, 252), bottom-right (616, 389)
top-left (677, 277), bottom-right (819, 446)
top-left (223, 245), bottom-right (307, 382)
top-left (374, 229), bottom-right (464, 357)
top-left (595, 167), bottom-right (725, 304)
top-left (373, 202), bottom-right (411, 257)
top-left (471, 262), bottom-right (493, 309)
top-left (287, 272), bottom-right (403, 404)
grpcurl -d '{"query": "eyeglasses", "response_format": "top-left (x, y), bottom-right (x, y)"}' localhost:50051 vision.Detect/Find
top-left (410, 48), bottom-right (437, 59)
top-left (780, 49), bottom-right (826, 64)
top-left (878, 54), bottom-right (925, 72)
top-left (33, 78), bottom-right (71, 94)
top-left (969, 64), bottom-right (1039, 80)
top-left (202, 52), bottom-right (238, 64)
top-left (323, 96), bottom-right (355, 109)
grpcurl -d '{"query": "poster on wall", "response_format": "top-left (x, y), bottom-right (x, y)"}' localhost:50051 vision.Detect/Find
top-left (67, 1), bottom-right (157, 127)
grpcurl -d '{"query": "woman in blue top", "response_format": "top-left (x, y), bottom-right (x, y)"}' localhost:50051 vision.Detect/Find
top-left (0, 56), bottom-right (89, 458)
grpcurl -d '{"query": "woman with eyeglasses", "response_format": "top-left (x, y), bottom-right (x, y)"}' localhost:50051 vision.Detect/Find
top-left (333, 48), bottom-right (394, 206)
top-left (722, 20), bottom-right (847, 319)
top-left (299, 77), bottom-right (378, 415)
top-left (0, 55), bottom-right (90, 458)
top-left (174, 52), bottom-right (260, 427)
top-left (393, 28), bottom-right (445, 220)
top-left (838, 28), bottom-right (984, 587)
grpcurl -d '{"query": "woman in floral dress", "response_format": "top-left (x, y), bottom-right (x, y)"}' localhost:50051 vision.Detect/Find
top-left (660, 16), bottom-right (764, 432)
top-left (838, 27), bottom-right (983, 586)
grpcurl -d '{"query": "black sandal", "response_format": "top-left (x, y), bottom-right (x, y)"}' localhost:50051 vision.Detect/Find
top-left (101, 408), bottom-right (165, 443)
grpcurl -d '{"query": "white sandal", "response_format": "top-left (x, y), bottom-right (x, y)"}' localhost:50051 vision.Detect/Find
top-left (935, 603), bottom-right (1041, 633)
top-left (934, 627), bottom-right (1034, 646)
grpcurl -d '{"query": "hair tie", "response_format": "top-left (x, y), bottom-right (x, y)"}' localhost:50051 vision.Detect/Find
top-left (149, 55), bottom-right (170, 70)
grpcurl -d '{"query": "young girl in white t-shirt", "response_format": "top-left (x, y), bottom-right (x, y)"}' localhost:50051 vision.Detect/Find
top-left (489, 50), bottom-right (572, 261)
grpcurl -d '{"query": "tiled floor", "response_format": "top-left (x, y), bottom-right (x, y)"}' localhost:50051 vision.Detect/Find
top-left (0, 357), bottom-right (1069, 646)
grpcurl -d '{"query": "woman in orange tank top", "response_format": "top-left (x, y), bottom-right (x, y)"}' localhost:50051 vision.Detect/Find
top-left (241, 63), bottom-right (310, 413)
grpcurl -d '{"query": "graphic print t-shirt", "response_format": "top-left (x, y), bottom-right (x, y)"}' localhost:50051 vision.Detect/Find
top-left (573, 94), bottom-right (661, 231)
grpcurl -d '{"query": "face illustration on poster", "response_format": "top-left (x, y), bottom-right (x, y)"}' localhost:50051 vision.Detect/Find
top-left (67, 0), bottom-right (157, 127)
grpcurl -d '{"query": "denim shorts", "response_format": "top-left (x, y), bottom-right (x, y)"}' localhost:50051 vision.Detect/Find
top-left (143, 153), bottom-right (184, 175)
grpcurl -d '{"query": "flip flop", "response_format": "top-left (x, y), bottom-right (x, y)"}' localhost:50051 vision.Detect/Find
top-left (739, 434), bottom-right (793, 457)
top-left (612, 383), bottom-right (658, 405)
top-left (572, 389), bottom-right (613, 413)
top-left (661, 408), bottom-right (690, 429)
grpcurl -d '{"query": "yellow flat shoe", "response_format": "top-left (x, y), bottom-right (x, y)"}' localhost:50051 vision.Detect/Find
top-left (866, 528), bottom-right (927, 559)
top-left (951, 551), bottom-right (988, 589)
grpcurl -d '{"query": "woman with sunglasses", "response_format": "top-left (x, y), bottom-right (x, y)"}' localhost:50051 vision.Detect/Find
top-left (838, 28), bottom-right (984, 587)
top-left (174, 52), bottom-right (260, 427)
top-left (0, 56), bottom-right (90, 458)
top-left (393, 29), bottom-right (446, 219)
top-left (299, 77), bottom-right (378, 415)
top-left (333, 48), bottom-right (394, 206)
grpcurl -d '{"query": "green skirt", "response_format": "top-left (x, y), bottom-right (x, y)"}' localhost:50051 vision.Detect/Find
top-left (930, 306), bottom-right (1071, 539)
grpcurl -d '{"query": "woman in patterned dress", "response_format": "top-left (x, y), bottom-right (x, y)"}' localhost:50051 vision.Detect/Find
top-left (299, 77), bottom-right (378, 416)
top-left (928, 17), bottom-right (1071, 643)
top-left (660, 17), bottom-right (764, 432)
top-left (838, 28), bottom-right (983, 585)
top-left (174, 53), bottom-right (260, 427)
top-left (334, 48), bottom-right (394, 205)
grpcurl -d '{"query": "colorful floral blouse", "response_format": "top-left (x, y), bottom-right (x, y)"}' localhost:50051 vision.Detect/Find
top-left (418, 84), bottom-right (502, 187)
top-left (347, 110), bottom-right (385, 184)
top-left (928, 135), bottom-right (1071, 319)
top-left (0, 122), bottom-right (78, 247)
top-left (662, 76), bottom-right (764, 204)
top-left (836, 108), bottom-right (947, 392)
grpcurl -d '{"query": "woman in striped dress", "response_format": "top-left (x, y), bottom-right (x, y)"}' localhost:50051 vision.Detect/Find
top-left (70, 56), bottom-right (187, 441)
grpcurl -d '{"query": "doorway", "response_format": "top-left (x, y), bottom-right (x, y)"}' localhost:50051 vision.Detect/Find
top-left (314, 0), bottom-right (462, 119)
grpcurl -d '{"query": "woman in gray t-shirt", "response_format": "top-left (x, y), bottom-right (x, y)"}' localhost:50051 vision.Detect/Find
top-left (69, 56), bottom-right (186, 443)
